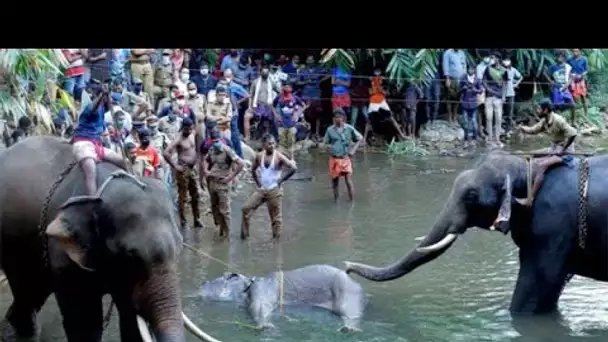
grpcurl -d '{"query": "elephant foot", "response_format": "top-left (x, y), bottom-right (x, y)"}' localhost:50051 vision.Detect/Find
top-left (0, 319), bottom-right (39, 342)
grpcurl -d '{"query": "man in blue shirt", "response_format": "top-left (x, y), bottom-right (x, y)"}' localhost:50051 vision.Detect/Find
top-left (222, 70), bottom-right (250, 158)
top-left (71, 87), bottom-right (128, 196)
top-left (191, 63), bottom-right (217, 96)
top-left (548, 50), bottom-right (575, 125)
top-left (331, 66), bottom-right (352, 116)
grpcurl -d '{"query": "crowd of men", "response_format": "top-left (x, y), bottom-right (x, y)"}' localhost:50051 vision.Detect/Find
top-left (2, 48), bottom-right (589, 236)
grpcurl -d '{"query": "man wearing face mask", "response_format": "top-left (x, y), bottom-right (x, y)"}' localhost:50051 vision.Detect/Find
top-left (159, 90), bottom-right (196, 124)
top-left (200, 126), bottom-right (244, 237)
top-left (233, 56), bottom-right (254, 89)
top-left (282, 54), bottom-right (301, 82)
top-left (191, 63), bottom-right (217, 96)
top-left (175, 68), bottom-right (190, 95)
top-left (502, 57), bottom-right (522, 137)
top-left (153, 49), bottom-right (175, 108)
top-left (134, 128), bottom-right (163, 180)
top-left (269, 60), bottom-right (288, 98)
top-left (223, 69), bottom-right (249, 158)
top-left (206, 85), bottom-right (232, 140)
top-left (158, 97), bottom-right (183, 141)
top-left (147, 115), bottom-right (173, 191)
top-left (482, 52), bottom-right (507, 147)
top-left (475, 55), bottom-right (492, 139)
top-left (220, 49), bottom-right (240, 73)
top-left (121, 78), bottom-right (152, 119)
top-left (245, 66), bottom-right (280, 141)
top-left (129, 49), bottom-right (155, 103)
top-left (103, 91), bottom-right (133, 131)
top-left (163, 118), bottom-right (203, 229)
top-left (187, 82), bottom-right (206, 144)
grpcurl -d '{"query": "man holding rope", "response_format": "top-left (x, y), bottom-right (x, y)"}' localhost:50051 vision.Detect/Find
top-left (515, 100), bottom-right (578, 207)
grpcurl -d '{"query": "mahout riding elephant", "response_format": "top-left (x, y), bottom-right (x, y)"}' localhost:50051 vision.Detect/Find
top-left (198, 264), bottom-right (367, 332)
top-left (345, 150), bottom-right (608, 315)
top-left (0, 136), bottom-right (216, 342)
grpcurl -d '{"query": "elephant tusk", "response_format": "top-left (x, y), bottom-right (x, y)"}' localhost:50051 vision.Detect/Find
top-left (416, 233), bottom-right (459, 253)
top-left (182, 311), bottom-right (223, 342)
top-left (136, 315), bottom-right (154, 342)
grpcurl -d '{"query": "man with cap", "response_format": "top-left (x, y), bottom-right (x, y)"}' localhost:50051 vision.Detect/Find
top-left (133, 128), bottom-right (163, 180)
top-left (103, 91), bottom-right (133, 131)
top-left (205, 84), bottom-right (232, 141)
top-left (123, 77), bottom-right (152, 113)
top-left (163, 117), bottom-right (203, 229)
top-left (129, 49), bottom-right (155, 103)
top-left (191, 63), bottom-right (217, 97)
top-left (200, 124), bottom-right (244, 237)
top-left (71, 89), bottom-right (128, 196)
top-left (153, 49), bottom-right (175, 107)
top-left (323, 108), bottom-right (363, 202)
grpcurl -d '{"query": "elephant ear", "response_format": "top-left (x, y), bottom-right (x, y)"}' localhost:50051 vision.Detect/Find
top-left (490, 174), bottom-right (513, 234)
top-left (45, 195), bottom-right (103, 272)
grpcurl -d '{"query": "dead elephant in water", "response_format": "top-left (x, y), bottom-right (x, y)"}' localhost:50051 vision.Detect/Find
top-left (198, 264), bottom-right (367, 332)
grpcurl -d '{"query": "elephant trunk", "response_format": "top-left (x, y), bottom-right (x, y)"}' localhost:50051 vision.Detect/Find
top-left (345, 200), bottom-right (462, 281)
top-left (135, 263), bottom-right (185, 342)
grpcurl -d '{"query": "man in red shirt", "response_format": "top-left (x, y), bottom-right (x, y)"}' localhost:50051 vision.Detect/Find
top-left (62, 49), bottom-right (87, 101)
top-left (133, 128), bottom-right (163, 179)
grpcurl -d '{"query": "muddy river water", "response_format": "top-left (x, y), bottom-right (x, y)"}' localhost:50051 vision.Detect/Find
top-left (1, 149), bottom-right (607, 342)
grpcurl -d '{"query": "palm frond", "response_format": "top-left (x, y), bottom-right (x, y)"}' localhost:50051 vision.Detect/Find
top-left (320, 49), bottom-right (355, 72)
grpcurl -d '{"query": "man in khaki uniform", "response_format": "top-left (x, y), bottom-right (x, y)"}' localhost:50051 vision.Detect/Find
top-left (154, 49), bottom-right (175, 108)
top-left (515, 100), bottom-right (578, 207)
top-left (200, 128), bottom-right (244, 237)
top-left (129, 49), bottom-right (155, 103)
top-left (205, 85), bottom-right (232, 140)
top-left (187, 81), bottom-right (206, 147)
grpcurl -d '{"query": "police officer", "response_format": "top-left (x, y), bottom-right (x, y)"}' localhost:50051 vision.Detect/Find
top-left (153, 49), bottom-right (175, 108)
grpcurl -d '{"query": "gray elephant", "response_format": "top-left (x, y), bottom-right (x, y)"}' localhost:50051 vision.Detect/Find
top-left (0, 136), bottom-right (215, 342)
top-left (345, 150), bottom-right (608, 315)
top-left (198, 264), bottom-right (366, 331)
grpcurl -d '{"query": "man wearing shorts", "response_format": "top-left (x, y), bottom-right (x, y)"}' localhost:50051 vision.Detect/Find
top-left (323, 109), bottom-right (363, 202)
top-left (568, 49), bottom-right (589, 121)
top-left (71, 87), bottom-right (127, 196)
top-left (442, 49), bottom-right (467, 125)
top-left (331, 66), bottom-right (352, 114)
top-left (274, 82), bottom-right (305, 160)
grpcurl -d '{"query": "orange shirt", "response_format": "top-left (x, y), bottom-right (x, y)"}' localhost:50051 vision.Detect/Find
top-left (369, 76), bottom-right (385, 104)
top-left (135, 146), bottom-right (161, 177)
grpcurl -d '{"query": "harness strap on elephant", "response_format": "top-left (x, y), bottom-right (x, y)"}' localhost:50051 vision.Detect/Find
top-left (279, 269), bottom-right (285, 313)
top-left (577, 158), bottom-right (589, 250)
top-left (36, 162), bottom-right (147, 330)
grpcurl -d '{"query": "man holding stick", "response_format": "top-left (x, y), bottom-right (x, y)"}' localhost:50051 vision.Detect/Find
top-left (515, 101), bottom-right (578, 207)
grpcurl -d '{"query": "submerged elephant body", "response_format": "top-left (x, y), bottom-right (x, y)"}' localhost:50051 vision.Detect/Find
top-left (0, 137), bottom-right (212, 342)
top-left (346, 150), bottom-right (608, 315)
top-left (199, 264), bottom-right (366, 331)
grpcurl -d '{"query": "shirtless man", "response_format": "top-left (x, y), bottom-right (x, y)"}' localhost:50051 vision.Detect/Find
top-left (241, 134), bottom-right (297, 240)
top-left (163, 117), bottom-right (202, 229)
top-left (200, 127), bottom-right (244, 238)
top-left (514, 100), bottom-right (578, 207)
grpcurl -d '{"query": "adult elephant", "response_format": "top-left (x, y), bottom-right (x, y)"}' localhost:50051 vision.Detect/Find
top-left (345, 150), bottom-right (608, 315)
top-left (0, 136), bottom-right (218, 342)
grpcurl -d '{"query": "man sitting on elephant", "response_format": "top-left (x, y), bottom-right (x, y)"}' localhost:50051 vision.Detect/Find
top-left (71, 86), bottom-right (128, 195)
top-left (515, 100), bottom-right (578, 207)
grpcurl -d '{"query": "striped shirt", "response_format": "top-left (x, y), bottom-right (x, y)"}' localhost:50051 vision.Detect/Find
top-left (62, 49), bottom-right (85, 78)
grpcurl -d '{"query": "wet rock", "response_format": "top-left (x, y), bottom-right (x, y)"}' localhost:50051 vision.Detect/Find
top-left (419, 120), bottom-right (465, 143)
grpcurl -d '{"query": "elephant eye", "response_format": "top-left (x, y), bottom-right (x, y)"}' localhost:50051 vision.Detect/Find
top-left (463, 188), bottom-right (479, 205)
top-left (227, 273), bottom-right (239, 279)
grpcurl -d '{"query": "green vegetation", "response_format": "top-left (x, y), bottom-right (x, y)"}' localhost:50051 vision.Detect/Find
top-left (387, 139), bottom-right (429, 157)
top-left (0, 49), bottom-right (74, 134)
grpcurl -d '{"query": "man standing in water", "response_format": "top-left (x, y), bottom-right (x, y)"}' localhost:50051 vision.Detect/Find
top-left (200, 127), bottom-right (244, 238)
top-left (323, 109), bottom-right (363, 202)
top-left (163, 118), bottom-right (202, 229)
top-left (241, 134), bottom-right (297, 240)
top-left (515, 101), bottom-right (577, 207)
